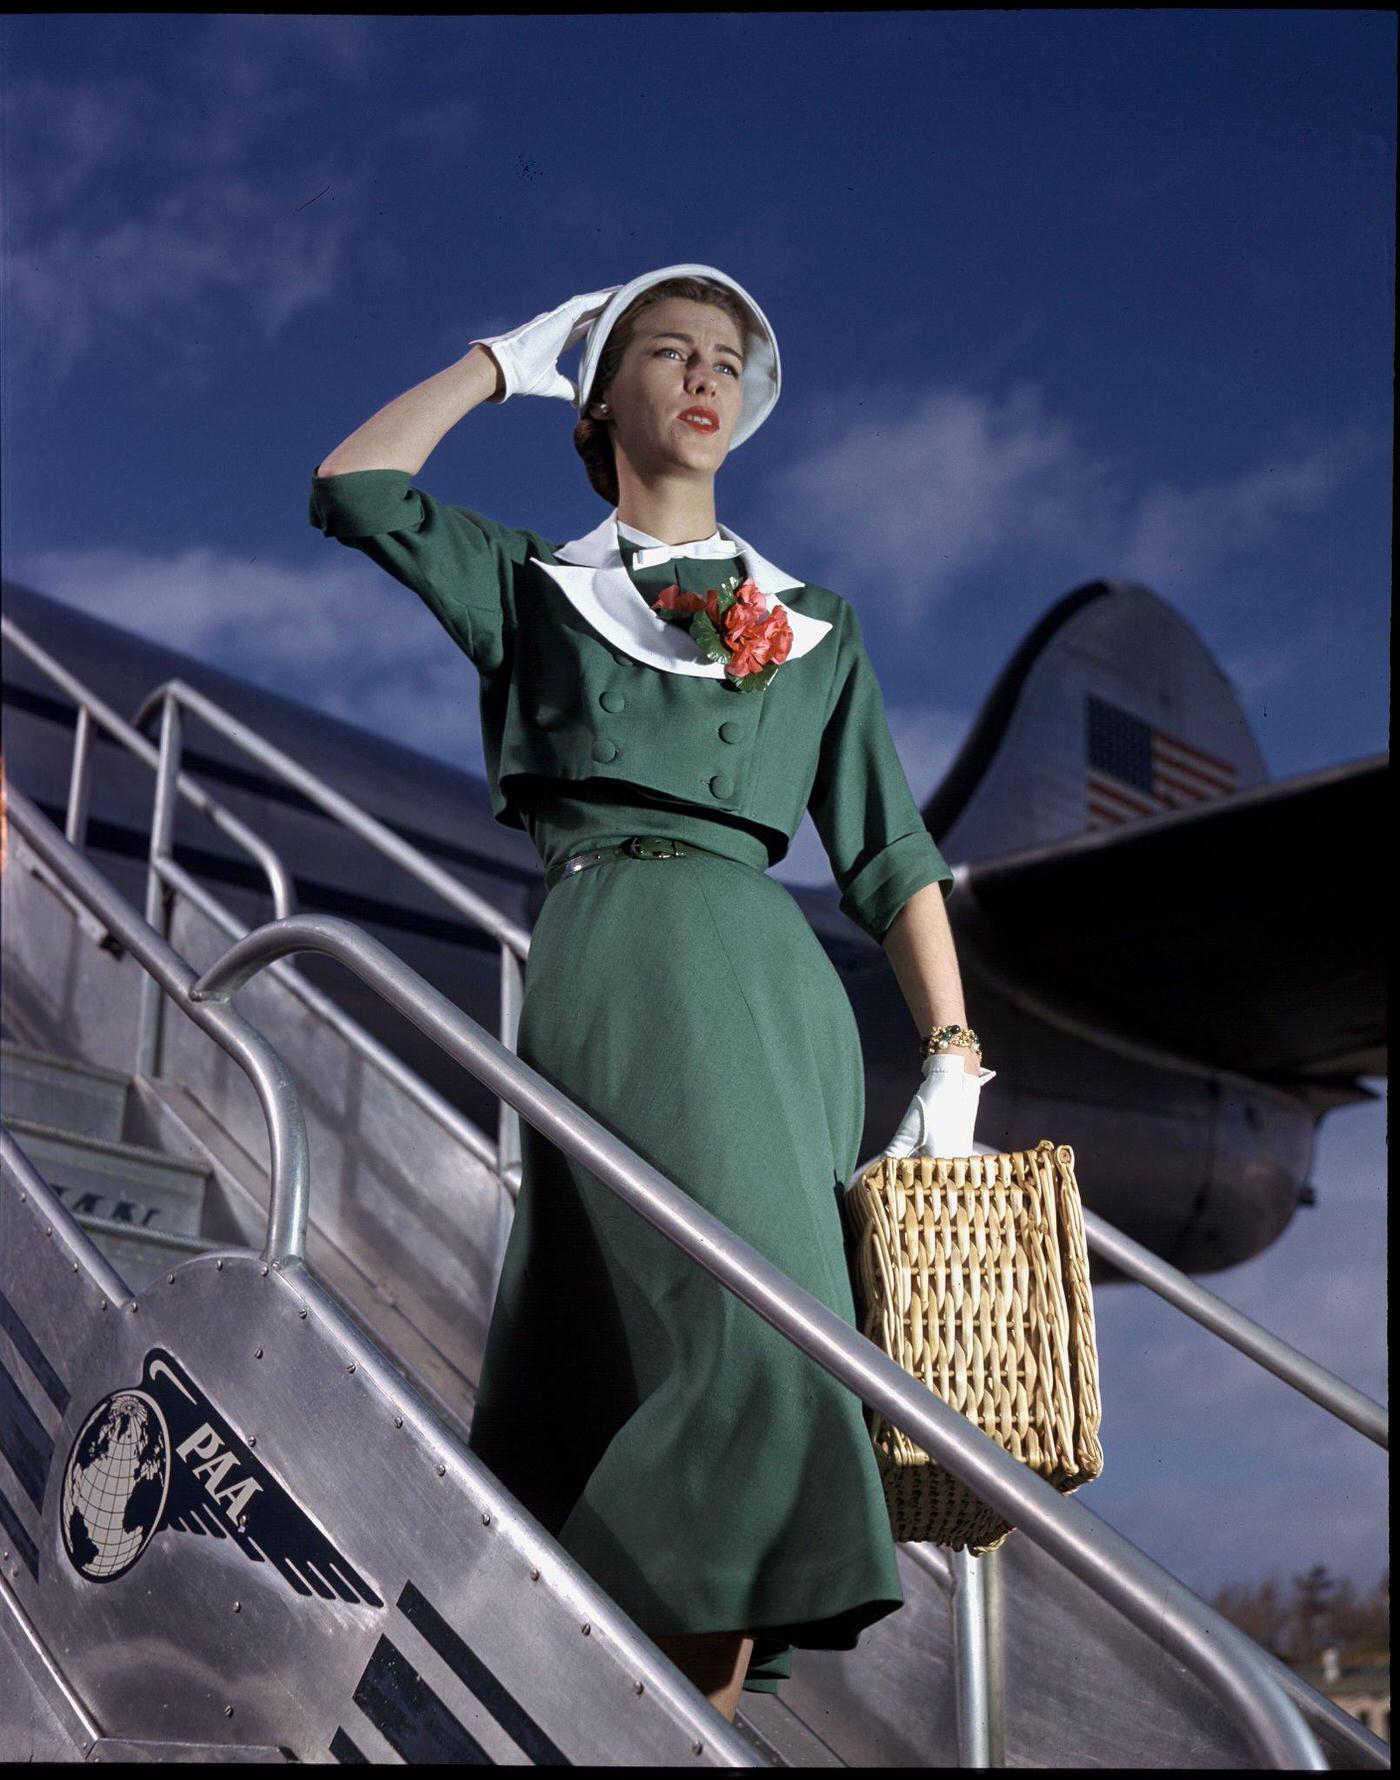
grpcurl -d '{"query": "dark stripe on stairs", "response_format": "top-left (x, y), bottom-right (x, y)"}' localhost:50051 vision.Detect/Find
top-left (353, 1634), bottom-right (494, 1765)
top-left (0, 1286), bottom-right (70, 1414)
top-left (0, 1482), bottom-right (39, 1579)
top-left (398, 1579), bottom-right (570, 1765)
top-left (0, 1356), bottom-right (53, 1512)
top-left (329, 1726), bottom-right (369, 1763)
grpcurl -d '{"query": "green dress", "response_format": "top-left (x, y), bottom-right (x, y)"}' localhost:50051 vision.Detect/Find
top-left (309, 473), bottom-right (954, 1694)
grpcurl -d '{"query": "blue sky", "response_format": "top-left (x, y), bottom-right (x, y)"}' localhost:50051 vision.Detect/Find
top-left (2, 13), bottom-right (1389, 1605)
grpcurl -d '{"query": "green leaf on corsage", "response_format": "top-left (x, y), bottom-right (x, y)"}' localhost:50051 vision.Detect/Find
top-left (730, 660), bottom-right (779, 692)
top-left (689, 610), bottom-right (731, 665)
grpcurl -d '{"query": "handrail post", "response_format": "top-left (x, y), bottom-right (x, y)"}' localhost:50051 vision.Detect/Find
top-left (135, 693), bottom-right (182, 1079)
top-left (951, 1547), bottom-right (992, 1766)
top-left (65, 705), bottom-right (94, 847)
top-left (495, 943), bottom-right (525, 1251)
top-left (1, 620), bottom-right (296, 929)
top-left (8, 783), bottom-right (311, 1275)
top-left (982, 1543), bottom-right (1007, 1767)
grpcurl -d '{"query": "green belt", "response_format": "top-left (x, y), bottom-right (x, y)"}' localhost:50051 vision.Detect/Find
top-left (544, 833), bottom-right (731, 892)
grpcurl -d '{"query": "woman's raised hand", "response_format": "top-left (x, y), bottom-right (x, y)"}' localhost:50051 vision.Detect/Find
top-left (471, 286), bottom-right (620, 405)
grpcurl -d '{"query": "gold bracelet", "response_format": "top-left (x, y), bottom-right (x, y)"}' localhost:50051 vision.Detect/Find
top-left (921, 1023), bottom-right (981, 1060)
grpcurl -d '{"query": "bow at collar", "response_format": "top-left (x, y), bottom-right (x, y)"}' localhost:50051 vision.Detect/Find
top-left (617, 520), bottom-right (742, 573)
top-left (536, 511), bottom-right (833, 678)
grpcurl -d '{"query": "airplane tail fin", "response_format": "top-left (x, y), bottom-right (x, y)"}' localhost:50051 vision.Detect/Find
top-left (924, 581), bottom-right (1268, 864)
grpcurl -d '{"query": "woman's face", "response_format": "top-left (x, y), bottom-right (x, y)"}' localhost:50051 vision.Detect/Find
top-left (592, 296), bottom-right (747, 481)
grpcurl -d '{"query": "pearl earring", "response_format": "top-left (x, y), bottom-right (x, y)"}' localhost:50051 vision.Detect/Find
top-left (598, 403), bottom-right (609, 413)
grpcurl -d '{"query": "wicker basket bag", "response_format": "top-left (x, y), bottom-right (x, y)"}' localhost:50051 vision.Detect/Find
top-left (841, 1140), bottom-right (1104, 1552)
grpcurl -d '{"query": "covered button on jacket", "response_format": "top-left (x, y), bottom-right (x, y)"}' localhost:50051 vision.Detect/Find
top-left (309, 469), bottom-right (952, 942)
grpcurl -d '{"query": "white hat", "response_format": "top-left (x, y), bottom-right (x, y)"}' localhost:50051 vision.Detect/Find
top-left (574, 263), bottom-right (781, 450)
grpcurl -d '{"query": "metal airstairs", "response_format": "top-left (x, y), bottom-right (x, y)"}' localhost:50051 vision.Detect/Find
top-left (0, 615), bottom-right (1388, 1767)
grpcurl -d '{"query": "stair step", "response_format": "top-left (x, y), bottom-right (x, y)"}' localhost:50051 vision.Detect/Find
top-left (67, 1215), bottom-right (229, 1295)
top-left (736, 1693), bottom-right (847, 1768)
top-left (1, 1040), bottom-right (130, 1142)
top-left (1, 1115), bottom-right (211, 1240)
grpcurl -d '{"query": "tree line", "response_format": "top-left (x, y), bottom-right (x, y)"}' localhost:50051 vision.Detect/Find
top-left (1208, 1566), bottom-right (1389, 1666)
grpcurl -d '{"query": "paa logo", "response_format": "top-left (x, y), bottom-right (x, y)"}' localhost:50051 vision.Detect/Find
top-left (60, 1348), bottom-right (382, 1606)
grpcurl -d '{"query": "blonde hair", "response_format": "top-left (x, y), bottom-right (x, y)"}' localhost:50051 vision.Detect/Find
top-left (573, 277), bottom-right (750, 505)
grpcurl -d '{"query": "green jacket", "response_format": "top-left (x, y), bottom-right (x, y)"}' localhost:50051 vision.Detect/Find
top-left (308, 470), bottom-right (952, 942)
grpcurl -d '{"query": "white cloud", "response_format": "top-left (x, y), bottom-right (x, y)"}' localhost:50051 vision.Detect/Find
top-left (169, 15), bottom-right (377, 99)
top-left (8, 175), bottom-right (353, 381)
top-left (1118, 430), bottom-right (1375, 592)
top-left (757, 380), bottom-right (1376, 623)
top-left (759, 381), bottom-right (1110, 618)
top-left (1, 24), bottom-right (475, 386)
top-left (2, 76), bottom-right (138, 219)
top-left (12, 541), bottom-right (488, 770)
top-left (1219, 639), bottom-right (1306, 700)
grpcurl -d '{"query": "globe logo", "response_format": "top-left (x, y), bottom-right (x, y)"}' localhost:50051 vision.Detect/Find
top-left (61, 1390), bottom-right (171, 1583)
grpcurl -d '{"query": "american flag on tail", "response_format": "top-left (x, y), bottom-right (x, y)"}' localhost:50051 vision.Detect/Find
top-left (1084, 694), bottom-right (1238, 830)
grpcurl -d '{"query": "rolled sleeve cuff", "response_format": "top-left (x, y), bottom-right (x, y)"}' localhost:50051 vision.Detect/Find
top-left (309, 468), bottom-right (419, 539)
top-left (839, 831), bottom-right (954, 944)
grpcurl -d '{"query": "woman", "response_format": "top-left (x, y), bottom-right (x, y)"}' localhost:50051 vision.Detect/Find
top-left (309, 265), bottom-right (991, 1724)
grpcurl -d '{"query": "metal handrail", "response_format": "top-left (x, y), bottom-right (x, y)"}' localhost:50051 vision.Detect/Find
top-left (3, 621), bottom-right (509, 1189)
top-left (5, 783), bottom-right (310, 1269)
top-left (159, 854), bottom-right (500, 1176)
top-left (3, 629), bottom-right (1378, 1765)
top-left (117, 662), bottom-right (1385, 1456)
top-left (6, 784), bottom-right (1361, 1768)
top-left (1, 1123), bottom-right (132, 1311)
top-left (131, 677), bottom-right (532, 960)
top-left (20, 624), bottom-right (1377, 1459)
top-left (1082, 1206), bottom-right (1387, 1448)
top-left (175, 908), bottom-right (1321, 1770)
top-left (130, 674), bottom-right (532, 1216)
top-left (1, 619), bottom-right (295, 918)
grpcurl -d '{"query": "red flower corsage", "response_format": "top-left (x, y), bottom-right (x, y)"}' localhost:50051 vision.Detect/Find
top-left (651, 576), bottom-right (794, 692)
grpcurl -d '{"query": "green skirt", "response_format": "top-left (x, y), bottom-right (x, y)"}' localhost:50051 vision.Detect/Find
top-left (466, 797), bottom-right (903, 1695)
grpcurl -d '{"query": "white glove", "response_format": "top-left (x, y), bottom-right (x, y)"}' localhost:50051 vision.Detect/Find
top-left (470, 286), bottom-right (620, 404)
top-left (882, 1051), bottom-right (997, 1160)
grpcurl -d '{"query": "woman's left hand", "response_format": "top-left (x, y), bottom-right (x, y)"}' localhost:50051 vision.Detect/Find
top-left (881, 1051), bottom-right (997, 1160)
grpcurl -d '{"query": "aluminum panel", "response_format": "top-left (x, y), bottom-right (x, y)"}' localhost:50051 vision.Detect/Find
top-left (1, 1165), bottom-right (757, 1766)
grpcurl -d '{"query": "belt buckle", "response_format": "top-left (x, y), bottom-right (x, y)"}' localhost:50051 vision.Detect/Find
top-left (623, 835), bottom-right (681, 861)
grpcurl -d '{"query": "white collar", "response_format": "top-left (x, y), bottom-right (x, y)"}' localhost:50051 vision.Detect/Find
top-left (615, 518), bottom-right (737, 571)
top-left (537, 511), bottom-right (832, 677)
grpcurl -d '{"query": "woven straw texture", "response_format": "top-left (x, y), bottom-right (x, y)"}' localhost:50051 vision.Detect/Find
top-left (842, 1140), bottom-right (1103, 1552)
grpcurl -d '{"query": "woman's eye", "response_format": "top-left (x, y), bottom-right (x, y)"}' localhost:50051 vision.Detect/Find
top-left (655, 347), bottom-right (740, 375)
